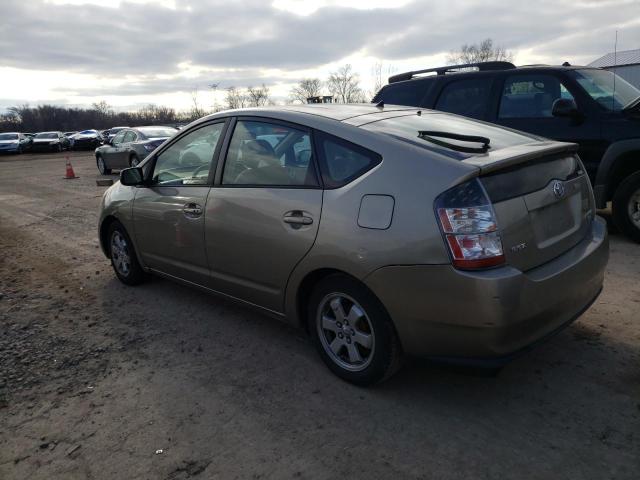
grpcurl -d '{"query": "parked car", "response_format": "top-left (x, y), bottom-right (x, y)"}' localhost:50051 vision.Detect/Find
top-left (31, 131), bottom-right (70, 152)
top-left (103, 126), bottom-right (129, 142)
top-left (0, 132), bottom-right (32, 154)
top-left (372, 61), bottom-right (640, 242)
top-left (64, 131), bottom-right (77, 148)
top-left (95, 126), bottom-right (178, 174)
top-left (71, 129), bottom-right (104, 150)
top-left (98, 105), bottom-right (608, 385)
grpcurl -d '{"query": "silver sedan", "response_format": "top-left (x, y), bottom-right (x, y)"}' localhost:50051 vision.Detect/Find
top-left (95, 126), bottom-right (178, 174)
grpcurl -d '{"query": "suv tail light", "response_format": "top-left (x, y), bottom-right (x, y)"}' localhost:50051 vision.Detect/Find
top-left (435, 178), bottom-right (505, 270)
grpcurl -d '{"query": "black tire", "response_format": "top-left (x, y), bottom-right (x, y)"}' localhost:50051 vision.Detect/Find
top-left (307, 274), bottom-right (402, 386)
top-left (57, 144), bottom-right (62, 153)
top-left (17, 145), bottom-right (23, 154)
top-left (107, 221), bottom-right (146, 286)
top-left (129, 154), bottom-right (140, 167)
top-left (612, 170), bottom-right (640, 243)
top-left (96, 154), bottom-right (111, 175)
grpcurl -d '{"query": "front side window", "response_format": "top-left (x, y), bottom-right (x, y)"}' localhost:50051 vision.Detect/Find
top-left (499, 74), bottom-right (575, 118)
top-left (112, 131), bottom-right (126, 145)
top-left (316, 132), bottom-right (381, 188)
top-left (435, 78), bottom-right (493, 119)
top-left (222, 120), bottom-right (317, 187)
top-left (151, 122), bottom-right (224, 186)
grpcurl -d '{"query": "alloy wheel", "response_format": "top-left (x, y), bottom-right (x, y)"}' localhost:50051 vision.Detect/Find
top-left (97, 156), bottom-right (105, 174)
top-left (317, 293), bottom-right (375, 372)
top-left (110, 231), bottom-right (131, 277)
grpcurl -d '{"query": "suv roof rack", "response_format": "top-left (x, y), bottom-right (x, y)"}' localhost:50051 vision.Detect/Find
top-left (388, 61), bottom-right (516, 84)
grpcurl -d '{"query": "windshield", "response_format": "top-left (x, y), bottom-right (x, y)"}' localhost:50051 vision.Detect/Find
top-left (35, 133), bottom-right (58, 139)
top-left (0, 133), bottom-right (18, 140)
top-left (569, 69), bottom-right (640, 111)
top-left (361, 113), bottom-right (537, 158)
top-left (138, 127), bottom-right (177, 138)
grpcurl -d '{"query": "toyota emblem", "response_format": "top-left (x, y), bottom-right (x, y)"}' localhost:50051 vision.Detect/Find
top-left (552, 180), bottom-right (565, 198)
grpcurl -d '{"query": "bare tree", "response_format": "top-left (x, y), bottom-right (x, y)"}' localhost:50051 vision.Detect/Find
top-left (247, 84), bottom-right (271, 107)
top-left (92, 100), bottom-right (112, 116)
top-left (225, 86), bottom-right (247, 110)
top-left (328, 64), bottom-right (365, 103)
top-left (369, 62), bottom-right (397, 99)
top-left (447, 38), bottom-right (513, 65)
top-left (289, 78), bottom-right (323, 104)
top-left (372, 63), bottom-right (384, 95)
top-left (190, 88), bottom-right (205, 118)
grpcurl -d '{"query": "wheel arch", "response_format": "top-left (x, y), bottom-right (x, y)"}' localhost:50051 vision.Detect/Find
top-left (594, 140), bottom-right (640, 208)
top-left (290, 267), bottom-right (397, 338)
top-left (99, 215), bottom-right (118, 258)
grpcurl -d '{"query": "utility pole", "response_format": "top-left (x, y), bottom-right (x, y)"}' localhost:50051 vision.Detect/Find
top-left (209, 83), bottom-right (220, 112)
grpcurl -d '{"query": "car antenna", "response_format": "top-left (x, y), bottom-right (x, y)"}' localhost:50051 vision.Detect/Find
top-left (376, 100), bottom-right (384, 109)
top-left (612, 29), bottom-right (618, 112)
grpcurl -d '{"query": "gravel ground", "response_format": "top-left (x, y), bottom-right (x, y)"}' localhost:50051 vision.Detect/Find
top-left (0, 151), bottom-right (639, 480)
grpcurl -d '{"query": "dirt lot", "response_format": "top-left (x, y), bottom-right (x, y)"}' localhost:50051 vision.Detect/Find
top-left (0, 151), bottom-right (638, 480)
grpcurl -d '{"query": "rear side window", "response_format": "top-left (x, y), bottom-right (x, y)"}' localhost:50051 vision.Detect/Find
top-left (435, 77), bottom-right (493, 119)
top-left (376, 80), bottom-right (431, 107)
top-left (222, 120), bottom-right (318, 187)
top-left (498, 74), bottom-right (575, 118)
top-left (316, 132), bottom-right (381, 188)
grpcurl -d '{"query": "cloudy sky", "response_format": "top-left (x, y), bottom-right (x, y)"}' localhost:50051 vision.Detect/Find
top-left (1, 0), bottom-right (639, 112)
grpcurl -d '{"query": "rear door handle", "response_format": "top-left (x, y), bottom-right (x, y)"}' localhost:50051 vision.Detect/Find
top-left (283, 212), bottom-right (313, 225)
top-left (183, 203), bottom-right (203, 218)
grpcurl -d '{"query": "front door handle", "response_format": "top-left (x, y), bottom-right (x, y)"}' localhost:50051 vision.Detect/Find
top-left (283, 212), bottom-right (313, 226)
top-left (183, 203), bottom-right (203, 218)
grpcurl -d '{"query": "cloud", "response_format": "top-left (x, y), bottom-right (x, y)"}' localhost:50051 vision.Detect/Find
top-left (0, 0), bottom-right (639, 107)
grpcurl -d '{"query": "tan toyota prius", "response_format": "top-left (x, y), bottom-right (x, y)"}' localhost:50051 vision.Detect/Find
top-left (98, 104), bottom-right (609, 385)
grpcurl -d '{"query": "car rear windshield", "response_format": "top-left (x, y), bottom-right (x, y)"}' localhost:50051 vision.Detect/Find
top-left (0, 133), bottom-right (18, 140)
top-left (569, 69), bottom-right (640, 111)
top-left (35, 133), bottom-right (58, 139)
top-left (138, 127), bottom-right (177, 138)
top-left (361, 113), bottom-right (537, 157)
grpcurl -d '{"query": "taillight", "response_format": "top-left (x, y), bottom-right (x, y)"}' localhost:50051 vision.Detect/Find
top-left (435, 178), bottom-right (505, 270)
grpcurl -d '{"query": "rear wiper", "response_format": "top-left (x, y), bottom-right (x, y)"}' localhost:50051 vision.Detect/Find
top-left (418, 130), bottom-right (490, 154)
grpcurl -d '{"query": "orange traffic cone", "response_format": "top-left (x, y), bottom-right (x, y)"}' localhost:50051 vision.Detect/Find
top-left (64, 158), bottom-right (78, 179)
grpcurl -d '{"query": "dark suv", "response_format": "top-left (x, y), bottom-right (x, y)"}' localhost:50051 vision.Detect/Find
top-left (373, 61), bottom-right (640, 242)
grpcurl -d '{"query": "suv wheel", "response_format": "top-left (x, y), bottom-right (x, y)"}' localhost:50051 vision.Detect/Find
top-left (308, 275), bottom-right (402, 386)
top-left (96, 154), bottom-right (111, 175)
top-left (129, 154), bottom-right (140, 167)
top-left (108, 222), bottom-right (146, 285)
top-left (613, 170), bottom-right (640, 243)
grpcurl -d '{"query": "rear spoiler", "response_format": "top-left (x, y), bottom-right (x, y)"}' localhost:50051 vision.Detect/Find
top-left (462, 141), bottom-right (579, 174)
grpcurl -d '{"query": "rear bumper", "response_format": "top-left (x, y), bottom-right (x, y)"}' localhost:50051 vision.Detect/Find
top-left (364, 216), bottom-right (609, 360)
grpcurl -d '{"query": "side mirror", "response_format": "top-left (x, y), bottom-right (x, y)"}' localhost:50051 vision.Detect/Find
top-left (120, 167), bottom-right (144, 186)
top-left (552, 98), bottom-right (580, 118)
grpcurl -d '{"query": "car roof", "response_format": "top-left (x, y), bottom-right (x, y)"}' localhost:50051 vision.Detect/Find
top-left (198, 104), bottom-right (425, 126)
top-left (384, 64), bottom-right (596, 88)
